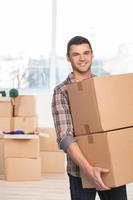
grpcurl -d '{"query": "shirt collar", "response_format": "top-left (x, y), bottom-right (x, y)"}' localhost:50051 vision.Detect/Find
top-left (66, 72), bottom-right (95, 83)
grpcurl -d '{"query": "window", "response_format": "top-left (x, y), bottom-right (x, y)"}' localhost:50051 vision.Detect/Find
top-left (56, 0), bottom-right (133, 77)
top-left (0, 0), bottom-right (52, 90)
top-left (1, 0), bottom-right (133, 127)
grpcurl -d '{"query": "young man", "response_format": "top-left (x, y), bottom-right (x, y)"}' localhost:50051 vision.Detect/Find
top-left (52, 36), bottom-right (127, 200)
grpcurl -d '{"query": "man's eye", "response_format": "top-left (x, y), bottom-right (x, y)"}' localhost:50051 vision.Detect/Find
top-left (84, 51), bottom-right (90, 55)
top-left (73, 54), bottom-right (79, 56)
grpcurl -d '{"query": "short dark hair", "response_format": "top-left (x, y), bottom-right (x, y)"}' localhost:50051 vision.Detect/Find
top-left (67, 36), bottom-right (93, 55)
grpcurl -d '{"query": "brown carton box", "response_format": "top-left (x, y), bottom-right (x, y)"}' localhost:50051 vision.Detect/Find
top-left (14, 95), bottom-right (36, 116)
top-left (41, 151), bottom-right (65, 173)
top-left (5, 157), bottom-right (41, 181)
top-left (12, 116), bottom-right (37, 132)
top-left (77, 127), bottom-right (133, 188)
top-left (3, 134), bottom-right (40, 158)
top-left (39, 128), bottom-right (61, 151)
top-left (0, 97), bottom-right (13, 117)
top-left (67, 73), bottom-right (133, 135)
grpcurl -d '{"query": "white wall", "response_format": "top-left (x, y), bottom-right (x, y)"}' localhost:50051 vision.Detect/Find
top-left (35, 93), bottom-right (54, 128)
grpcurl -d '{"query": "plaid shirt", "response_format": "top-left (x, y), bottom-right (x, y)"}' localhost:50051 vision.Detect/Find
top-left (51, 73), bottom-right (80, 177)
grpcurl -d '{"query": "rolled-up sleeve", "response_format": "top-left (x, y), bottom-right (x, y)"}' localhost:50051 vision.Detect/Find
top-left (52, 87), bottom-right (76, 152)
top-left (60, 135), bottom-right (76, 152)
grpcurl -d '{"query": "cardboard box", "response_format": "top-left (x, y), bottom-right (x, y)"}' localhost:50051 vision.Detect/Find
top-left (0, 97), bottom-right (13, 117)
top-left (67, 73), bottom-right (133, 135)
top-left (12, 116), bottom-right (37, 132)
top-left (0, 134), bottom-right (40, 179)
top-left (0, 139), bottom-right (4, 174)
top-left (5, 157), bottom-right (41, 181)
top-left (14, 95), bottom-right (36, 116)
top-left (77, 127), bottom-right (133, 188)
top-left (3, 134), bottom-right (40, 158)
top-left (41, 151), bottom-right (65, 173)
top-left (39, 128), bottom-right (61, 151)
top-left (0, 116), bottom-right (37, 133)
top-left (0, 117), bottom-right (12, 132)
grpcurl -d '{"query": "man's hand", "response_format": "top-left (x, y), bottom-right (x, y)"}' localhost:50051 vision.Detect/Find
top-left (87, 166), bottom-right (110, 191)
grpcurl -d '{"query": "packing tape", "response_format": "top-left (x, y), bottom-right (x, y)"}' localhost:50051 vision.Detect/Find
top-left (77, 82), bottom-right (83, 91)
top-left (10, 118), bottom-right (14, 132)
top-left (88, 135), bottom-right (94, 144)
top-left (11, 98), bottom-right (15, 116)
top-left (84, 124), bottom-right (90, 134)
top-left (14, 96), bottom-right (21, 116)
top-left (84, 124), bottom-right (94, 143)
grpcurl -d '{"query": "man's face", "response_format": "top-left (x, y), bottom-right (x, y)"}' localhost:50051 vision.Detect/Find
top-left (67, 43), bottom-right (93, 74)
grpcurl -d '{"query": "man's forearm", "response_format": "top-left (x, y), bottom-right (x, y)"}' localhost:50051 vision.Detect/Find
top-left (66, 142), bottom-right (93, 173)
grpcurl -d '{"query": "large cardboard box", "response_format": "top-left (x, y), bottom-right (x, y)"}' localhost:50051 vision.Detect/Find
top-left (0, 117), bottom-right (12, 132)
top-left (3, 134), bottom-right (40, 158)
top-left (12, 116), bottom-right (37, 132)
top-left (77, 127), bottom-right (133, 188)
top-left (0, 97), bottom-right (13, 117)
top-left (14, 95), bottom-right (36, 116)
top-left (41, 151), bottom-right (65, 173)
top-left (5, 157), bottom-right (41, 181)
top-left (39, 128), bottom-right (61, 151)
top-left (67, 73), bottom-right (133, 135)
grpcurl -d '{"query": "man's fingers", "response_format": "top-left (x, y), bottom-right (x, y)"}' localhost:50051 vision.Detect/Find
top-left (97, 180), bottom-right (110, 190)
top-left (96, 170), bottom-right (110, 190)
top-left (100, 181), bottom-right (110, 190)
top-left (91, 166), bottom-right (110, 190)
top-left (100, 168), bottom-right (109, 173)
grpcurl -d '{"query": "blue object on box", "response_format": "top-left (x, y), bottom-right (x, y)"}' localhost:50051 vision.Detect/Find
top-left (14, 130), bottom-right (25, 134)
top-left (3, 130), bottom-right (25, 135)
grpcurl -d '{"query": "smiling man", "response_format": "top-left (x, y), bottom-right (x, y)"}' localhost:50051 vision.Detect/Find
top-left (52, 36), bottom-right (127, 200)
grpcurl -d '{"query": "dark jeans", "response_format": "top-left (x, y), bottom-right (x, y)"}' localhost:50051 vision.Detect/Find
top-left (68, 174), bottom-right (128, 200)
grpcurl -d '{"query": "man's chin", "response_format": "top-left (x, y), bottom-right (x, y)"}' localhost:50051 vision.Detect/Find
top-left (78, 69), bottom-right (90, 74)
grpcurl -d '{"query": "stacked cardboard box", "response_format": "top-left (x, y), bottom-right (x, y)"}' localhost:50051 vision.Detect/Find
top-left (13, 95), bottom-right (37, 132)
top-left (0, 97), bottom-right (13, 179)
top-left (39, 128), bottom-right (65, 173)
top-left (0, 135), bottom-right (4, 179)
top-left (67, 73), bottom-right (133, 188)
top-left (0, 95), bottom-right (40, 181)
top-left (0, 97), bottom-right (13, 132)
top-left (0, 95), bottom-right (37, 133)
top-left (0, 134), bottom-right (41, 181)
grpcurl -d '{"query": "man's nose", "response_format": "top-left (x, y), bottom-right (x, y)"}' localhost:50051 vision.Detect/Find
top-left (79, 55), bottom-right (85, 60)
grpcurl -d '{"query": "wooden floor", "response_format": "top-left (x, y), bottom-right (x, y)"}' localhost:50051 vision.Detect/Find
top-left (0, 173), bottom-right (133, 200)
